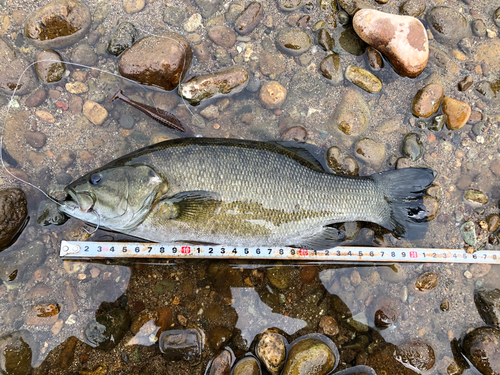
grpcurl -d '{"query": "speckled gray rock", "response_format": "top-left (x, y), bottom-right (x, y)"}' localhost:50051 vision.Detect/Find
top-left (179, 67), bottom-right (249, 106)
top-left (24, 0), bottom-right (92, 48)
top-left (194, 0), bottom-right (223, 18)
top-left (276, 28), bottom-right (311, 56)
top-left (108, 22), bottom-right (138, 56)
top-left (256, 332), bottom-right (287, 375)
top-left (402, 133), bottom-right (424, 161)
top-left (0, 37), bottom-right (37, 95)
top-left (0, 189), bottom-right (28, 251)
top-left (475, 289), bottom-right (500, 329)
top-left (427, 7), bottom-right (471, 47)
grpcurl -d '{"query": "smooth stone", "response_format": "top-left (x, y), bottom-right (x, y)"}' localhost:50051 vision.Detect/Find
top-left (365, 46), bottom-right (384, 71)
top-left (159, 328), bottom-right (203, 361)
top-left (415, 271), bottom-right (438, 292)
top-left (317, 29), bottom-right (334, 51)
top-left (318, 316), bottom-right (340, 336)
top-left (402, 133), bottom-right (424, 161)
top-left (84, 308), bottom-right (131, 351)
top-left (465, 189), bottom-right (488, 205)
top-left (395, 340), bottom-right (435, 371)
top-left (234, 2), bottom-right (263, 36)
top-left (319, 53), bottom-right (343, 86)
top-left (0, 189), bottom-right (28, 251)
top-left (281, 126), bottom-right (307, 142)
top-left (255, 331), bottom-right (287, 375)
top-left (0, 37), bottom-right (37, 95)
top-left (208, 327), bottom-right (232, 350)
top-left (123, 0), bottom-right (145, 14)
top-left (475, 289), bottom-right (500, 329)
top-left (442, 97), bottom-right (471, 130)
top-left (379, 263), bottom-right (407, 282)
top-left (275, 28), bottom-right (311, 56)
top-left (232, 356), bottom-right (261, 375)
top-left (25, 88), bottom-right (47, 107)
top-left (24, 0), bottom-right (91, 48)
top-left (353, 9), bottom-right (429, 77)
top-left (119, 114), bottom-right (135, 130)
top-left (208, 349), bottom-right (234, 375)
top-left (25, 131), bottom-right (47, 148)
top-left (226, 3), bottom-right (245, 23)
top-left (281, 338), bottom-right (336, 375)
top-left (119, 33), bottom-right (192, 91)
top-left (108, 22), bottom-right (138, 56)
top-left (278, 0), bottom-right (302, 11)
top-left (458, 76), bottom-right (473, 92)
top-left (412, 83), bottom-right (444, 118)
top-left (339, 26), bottom-right (367, 56)
top-left (208, 26), bottom-right (236, 48)
top-left (423, 196), bottom-right (439, 221)
top-left (266, 264), bottom-right (292, 289)
top-left (345, 65), bottom-right (382, 93)
top-left (328, 88), bottom-right (370, 136)
top-left (0, 331), bottom-right (33, 375)
top-left (34, 49), bottom-right (65, 83)
top-left (71, 43), bottom-right (98, 66)
top-left (194, 0), bottom-right (222, 18)
top-left (487, 214), bottom-right (500, 232)
top-left (162, 7), bottom-right (184, 27)
top-left (399, 0), bottom-right (426, 17)
top-left (372, 297), bottom-right (401, 328)
top-left (354, 138), bottom-right (386, 170)
top-left (426, 6), bottom-right (471, 47)
top-left (259, 81), bottom-right (287, 109)
top-left (463, 327), bottom-right (500, 375)
top-left (495, 8), bottom-right (500, 28)
top-left (83, 100), bottom-right (108, 126)
top-left (179, 67), bottom-right (249, 106)
top-left (472, 19), bottom-right (487, 37)
top-left (338, 0), bottom-right (372, 16)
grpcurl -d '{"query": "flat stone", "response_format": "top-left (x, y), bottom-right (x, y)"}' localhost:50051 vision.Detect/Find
top-left (0, 37), bottom-right (37, 95)
top-left (427, 6), bottom-right (471, 47)
top-left (442, 97), bottom-right (471, 130)
top-left (275, 27), bottom-right (311, 56)
top-left (208, 26), bottom-right (236, 48)
top-left (259, 81), bottom-right (287, 109)
top-left (24, 0), bottom-right (91, 48)
top-left (234, 2), bottom-right (263, 36)
top-left (354, 138), bottom-right (386, 170)
top-left (345, 65), bottom-right (382, 93)
top-left (319, 53), bottom-right (343, 86)
top-left (353, 9), bottom-right (429, 77)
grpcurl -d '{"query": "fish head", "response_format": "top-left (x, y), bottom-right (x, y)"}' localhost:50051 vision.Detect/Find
top-left (59, 164), bottom-right (167, 232)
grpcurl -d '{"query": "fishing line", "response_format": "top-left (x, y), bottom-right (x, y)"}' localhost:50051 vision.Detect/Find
top-left (83, 210), bottom-right (101, 234)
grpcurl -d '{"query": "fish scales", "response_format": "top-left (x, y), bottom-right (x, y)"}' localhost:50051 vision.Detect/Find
top-left (60, 138), bottom-right (434, 249)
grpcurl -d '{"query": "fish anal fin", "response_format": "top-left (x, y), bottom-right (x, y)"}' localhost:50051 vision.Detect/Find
top-left (290, 227), bottom-right (345, 250)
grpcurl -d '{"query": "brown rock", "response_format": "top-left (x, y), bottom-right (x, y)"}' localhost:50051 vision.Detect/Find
top-left (209, 326), bottom-right (233, 350)
top-left (83, 100), bottom-right (108, 125)
top-left (208, 26), bottom-right (236, 48)
top-left (0, 188), bottom-right (28, 251)
top-left (353, 9), bottom-right (429, 77)
top-left (25, 89), bottom-right (47, 107)
top-left (35, 49), bottom-right (65, 83)
top-left (354, 138), bottom-right (386, 170)
top-left (281, 126), bottom-right (307, 142)
top-left (299, 265), bottom-right (318, 283)
top-left (25, 131), bottom-right (47, 149)
top-left (26, 303), bottom-right (61, 325)
top-left (0, 36), bottom-right (38, 95)
top-left (329, 88), bottom-right (370, 136)
top-left (57, 150), bottom-right (76, 169)
top-left (458, 76), bottom-right (473, 91)
top-left (345, 65), bottom-right (382, 93)
top-left (234, 2), bottom-right (263, 36)
top-left (123, 0), bottom-right (145, 14)
top-left (119, 33), bottom-right (193, 91)
top-left (423, 196), bottom-right (439, 221)
top-left (442, 97), bottom-right (471, 130)
top-left (366, 46), bottom-right (384, 71)
top-left (412, 83), bottom-right (444, 118)
top-left (59, 336), bottom-right (78, 369)
top-left (155, 306), bottom-right (173, 338)
top-left (68, 95), bottom-right (83, 115)
top-left (260, 50), bottom-right (286, 76)
top-left (259, 81), bottom-right (287, 109)
top-left (318, 316), bottom-right (339, 336)
top-left (24, 0), bottom-right (92, 48)
top-left (415, 271), bottom-right (438, 292)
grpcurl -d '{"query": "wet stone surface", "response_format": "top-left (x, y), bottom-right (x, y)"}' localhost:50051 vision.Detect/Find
top-left (475, 289), bottom-right (500, 329)
top-left (108, 22), bottom-right (138, 56)
top-left (0, 188), bottom-right (28, 251)
top-left (463, 327), bottom-right (500, 375)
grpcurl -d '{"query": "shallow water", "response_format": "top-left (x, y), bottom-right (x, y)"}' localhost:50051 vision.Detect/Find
top-left (0, 0), bottom-right (500, 374)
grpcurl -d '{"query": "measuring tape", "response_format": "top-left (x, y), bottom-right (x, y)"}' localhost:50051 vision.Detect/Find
top-left (60, 241), bottom-right (500, 264)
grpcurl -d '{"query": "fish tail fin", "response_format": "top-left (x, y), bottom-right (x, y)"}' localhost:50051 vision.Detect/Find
top-left (372, 168), bottom-right (435, 239)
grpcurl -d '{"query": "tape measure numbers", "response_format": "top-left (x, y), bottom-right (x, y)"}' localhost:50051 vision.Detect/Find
top-left (60, 241), bottom-right (500, 264)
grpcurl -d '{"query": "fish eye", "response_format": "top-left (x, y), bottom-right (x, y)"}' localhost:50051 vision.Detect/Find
top-left (90, 173), bottom-right (103, 185)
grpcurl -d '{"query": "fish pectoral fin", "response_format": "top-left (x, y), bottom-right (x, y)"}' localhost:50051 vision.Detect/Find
top-left (290, 227), bottom-right (345, 250)
top-left (162, 190), bottom-right (221, 222)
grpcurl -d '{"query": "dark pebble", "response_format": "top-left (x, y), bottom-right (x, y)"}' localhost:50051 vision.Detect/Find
top-left (25, 88), bottom-right (47, 107)
top-left (458, 76), bottom-right (473, 91)
top-left (246, 74), bottom-right (260, 93)
top-left (0, 188), bottom-right (28, 251)
top-left (119, 114), bottom-right (135, 129)
top-left (25, 131), bottom-right (46, 148)
top-left (159, 328), bottom-right (203, 361)
top-left (84, 308), bottom-right (131, 351)
top-left (463, 327), bottom-right (500, 375)
top-left (489, 234), bottom-right (499, 246)
top-left (402, 133), bottom-right (424, 161)
top-left (475, 289), bottom-right (500, 329)
top-left (395, 340), bottom-right (435, 371)
top-left (366, 46), bottom-right (383, 71)
top-left (428, 115), bottom-right (446, 132)
top-left (472, 121), bottom-right (486, 136)
top-left (458, 37), bottom-right (474, 55)
top-left (372, 297), bottom-right (401, 328)
top-left (338, 10), bottom-right (350, 25)
top-left (487, 214), bottom-right (500, 232)
top-left (415, 271), bottom-right (438, 292)
top-left (440, 299), bottom-right (450, 311)
top-left (317, 29), bottom-right (334, 51)
top-left (108, 22), bottom-right (138, 56)
top-left (55, 172), bottom-right (73, 185)
top-left (209, 326), bottom-right (233, 350)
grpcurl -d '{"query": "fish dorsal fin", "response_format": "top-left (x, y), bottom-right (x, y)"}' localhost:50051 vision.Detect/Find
top-left (161, 190), bottom-right (221, 222)
top-left (269, 141), bottom-right (330, 172)
top-left (290, 227), bottom-right (345, 250)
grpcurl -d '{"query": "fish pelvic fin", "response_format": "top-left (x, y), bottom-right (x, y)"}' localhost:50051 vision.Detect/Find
top-left (372, 168), bottom-right (436, 239)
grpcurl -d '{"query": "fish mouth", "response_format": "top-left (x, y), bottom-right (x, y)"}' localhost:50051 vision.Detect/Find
top-left (63, 188), bottom-right (96, 213)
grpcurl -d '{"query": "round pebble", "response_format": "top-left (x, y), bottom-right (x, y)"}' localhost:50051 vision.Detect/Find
top-left (402, 133), bottom-right (424, 161)
top-left (259, 81), bottom-right (287, 109)
top-left (442, 97), bottom-right (471, 130)
top-left (427, 6), bottom-right (472, 47)
top-left (354, 138), bottom-right (386, 170)
top-left (108, 22), bottom-right (138, 56)
top-left (412, 84), bottom-right (444, 118)
top-left (366, 46), bottom-right (384, 71)
top-left (71, 44), bottom-right (98, 66)
top-left (415, 271), bottom-right (438, 292)
top-left (123, 0), bottom-right (145, 14)
top-left (25, 131), bottom-right (46, 148)
top-left (319, 53), bottom-right (343, 86)
top-left (119, 114), bottom-right (135, 129)
top-left (276, 28), bottom-right (311, 56)
top-left (34, 49), bottom-right (65, 83)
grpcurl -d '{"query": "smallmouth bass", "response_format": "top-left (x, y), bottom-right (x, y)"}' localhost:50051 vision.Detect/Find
top-left (59, 138), bottom-right (435, 249)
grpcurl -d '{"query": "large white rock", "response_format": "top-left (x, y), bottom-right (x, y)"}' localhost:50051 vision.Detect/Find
top-left (353, 9), bottom-right (429, 78)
